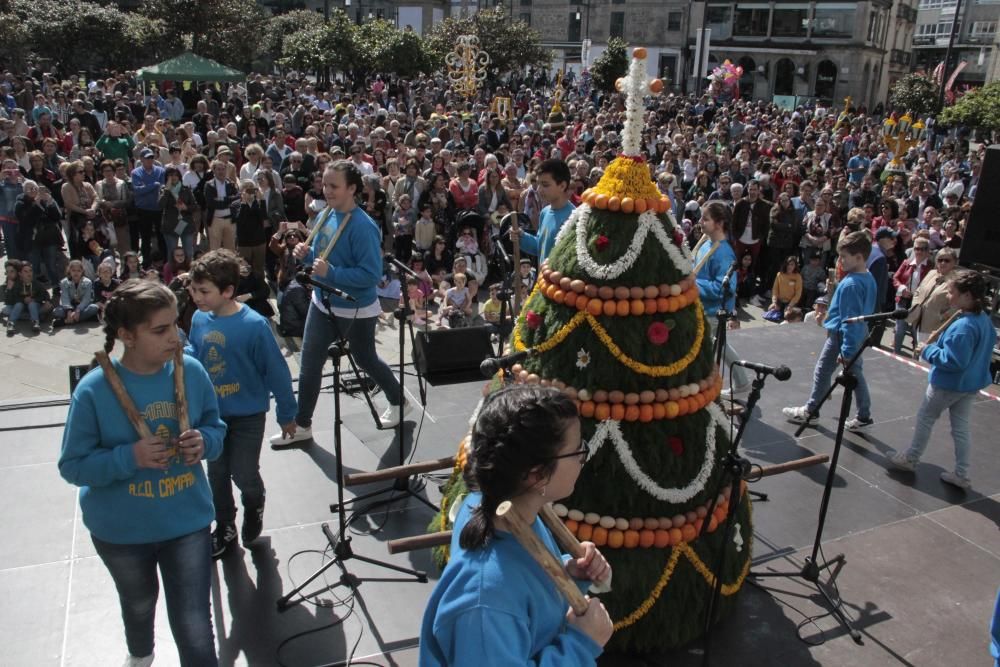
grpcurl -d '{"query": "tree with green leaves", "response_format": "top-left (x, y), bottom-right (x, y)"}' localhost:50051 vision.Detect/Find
top-left (139, 0), bottom-right (266, 70)
top-left (939, 81), bottom-right (1000, 135)
top-left (280, 10), bottom-right (357, 79)
top-left (355, 21), bottom-right (434, 80)
top-left (590, 38), bottom-right (629, 94)
top-left (262, 9), bottom-right (319, 66)
top-left (424, 7), bottom-right (550, 81)
top-left (889, 73), bottom-right (940, 116)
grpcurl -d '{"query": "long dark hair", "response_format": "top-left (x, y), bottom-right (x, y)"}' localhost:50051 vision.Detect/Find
top-left (93, 279), bottom-right (177, 366)
top-left (702, 200), bottom-right (732, 235)
top-left (328, 160), bottom-right (364, 204)
top-left (951, 271), bottom-right (988, 314)
top-left (459, 385), bottom-right (579, 551)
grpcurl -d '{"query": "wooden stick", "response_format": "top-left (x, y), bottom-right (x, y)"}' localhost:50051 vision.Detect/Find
top-left (496, 501), bottom-right (589, 615)
top-left (757, 454), bottom-right (829, 478)
top-left (301, 207), bottom-right (328, 247)
top-left (388, 531), bottom-right (451, 554)
top-left (317, 210), bottom-right (352, 262)
top-left (540, 503), bottom-right (584, 558)
top-left (924, 309), bottom-right (960, 346)
top-left (173, 349), bottom-right (190, 433)
top-left (344, 456), bottom-right (457, 487)
top-left (692, 239), bottom-right (721, 275)
top-left (94, 351), bottom-right (153, 439)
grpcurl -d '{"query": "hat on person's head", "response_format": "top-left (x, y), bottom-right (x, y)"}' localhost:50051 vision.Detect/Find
top-left (685, 200), bottom-right (700, 212)
top-left (217, 146), bottom-right (232, 156)
top-left (815, 296), bottom-right (830, 306)
top-left (874, 227), bottom-right (897, 242)
top-left (140, 148), bottom-right (155, 159)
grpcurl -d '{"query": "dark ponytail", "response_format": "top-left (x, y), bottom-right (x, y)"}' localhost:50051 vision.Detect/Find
top-left (90, 278), bottom-right (177, 368)
top-left (702, 200), bottom-right (732, 235)
top-left (459, 385), bottom-right (579, 551)
top-left (328, 160), bottom-right (364, 204)
top-left (951, 271), bottom-right (988, 314)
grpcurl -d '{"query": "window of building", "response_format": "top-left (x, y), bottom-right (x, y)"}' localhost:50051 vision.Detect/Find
top-left (610, 11), bottom-right (625, 39)
top-left (734, 4), bottom-right (770, 37)
top-left (918, 0), bottom-right (957, 8)
top-left (812, 4), bottom-right (854, 38)
top-left (916, 20), bottom-right (955, 37)
top-left (772, 4), bottom-right (809, 37)
top-left (520, 0), bottom-right (531, 5)
top-left (706, 5), bottom-right (733, 40)
top-left (667, 12), bottom-right (682, 31)
top-left (971, 21), bottom-right (997, 35)
top-left (520, 11), bottom-right (531, 25)
top-left (569, 12), bottom-right (581, 41)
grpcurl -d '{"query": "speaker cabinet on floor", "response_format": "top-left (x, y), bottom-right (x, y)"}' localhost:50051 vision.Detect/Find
top-left (412, 326), bottom-right (493, 378)
top-left (960, 144), bottom-right (1000, 276)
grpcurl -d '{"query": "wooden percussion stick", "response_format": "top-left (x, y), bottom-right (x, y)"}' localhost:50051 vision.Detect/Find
top-left (94, 351), bottom-right (154, 440)
top-left (173, 349), bottom-right (190, 433)
top-left (925, 309), bottom-right (960, 346)
top-left (539, 503), bottom-right (585, 559)
top-left (496, 501), bottom-right (589, 615)
top-left (692, 240), bottom-right (720, 276)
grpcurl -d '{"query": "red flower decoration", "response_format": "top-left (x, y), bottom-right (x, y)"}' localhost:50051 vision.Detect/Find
top-left (647, 321), bottom-right (670, 345)
top-left (525, 310), bottom-right (542, 329)
top-left (595, 235), bottom-right (610, 252)
top-left (673, 230), bottom-right (686, 248)
top-left (668, 436), bottom-right (684, 456)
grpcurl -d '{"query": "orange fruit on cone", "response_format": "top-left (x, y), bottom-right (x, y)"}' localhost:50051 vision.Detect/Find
top-left (592, 526), bottom-right (608, 546)
top-left (608, 529), bottom-right (625, 548)
top-left (610, 404), bottom-right (626, 421)
top-left (595, 403), bottom-right (611, 421)
top-left (594, 193), bottom-right (609, 209)
top-left (634, 197), bottom-right (648, 214)
top-left (668, 527), bottom-right (683, 546)
top-left (639, 404), bottom-right (654, 422)
top-left (630, 299), bottom-right (645, 316)
top-left (649, 78), bottom-right (664, 94)
top-left (587, 298), bottom-right (604, 316)
top-left (602, 300), bottom-right (618, 317)
top-left (577, 523), bottom-right (594, 542)
top-left (580, 401), bottom-right (595, 418)
top-left (654, 529), bottom-right (671, 548)
top-left (624, 529), bottom-right (640, 548)
top-left (639, 529), bottom-right (656, 548)
top-left (652, 402), bottom-right (666, 420)
top-left (615, 300), bottom-right (631, 317)
top-left (608, 196), bottom-right (621, 212)
top-left (620, 197), bottom-right (635, 213)
top-left (565, 519), bottom-right (579, 534)
top-left (633, 47), bottom-right (647, 59)
top-left (681, 524), bottom-right (697, 543)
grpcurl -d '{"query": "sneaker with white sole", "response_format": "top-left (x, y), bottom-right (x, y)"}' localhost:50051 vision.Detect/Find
top-left (940, 471), bottom-right (971, 490)
top-left (123, 653), bottom-right (154, 667)
top-left (721, 384), bottom-right (752, 400)
top-left (845, 416), bottom-right (874, 431)
top-left (211, 522), bottom-right (238, 559)
top-left (379, 401), bottom-right (413, 429)
top-left (887, 451), bottom-right (917, 472)
top-left (269, 424), bottom-right (312, 449)
top-left (242, 504), bottom-right (264, 546)
top-left (782, 405), bottom-right (816, 425)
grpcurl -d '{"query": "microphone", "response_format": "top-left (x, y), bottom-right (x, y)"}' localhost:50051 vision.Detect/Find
top-left (733, 360), bottom-right (792, 381)
top-left (384, 254), bottom-right (419, 279)
top-left (480, 349), bottom-right (536, 377)
top-left (295, 271), bottom-right (357, 302)
top-left (722, 259), bottom-right (739, 288)
top-left (843, 308), bottom-right (908, 324)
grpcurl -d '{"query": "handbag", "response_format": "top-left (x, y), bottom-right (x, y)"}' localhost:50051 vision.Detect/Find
top-left (763, 307), bottom-right (784, 323)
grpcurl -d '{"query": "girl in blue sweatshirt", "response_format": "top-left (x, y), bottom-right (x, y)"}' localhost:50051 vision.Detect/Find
top-left (889, 271), bottom-right (997, 490)
top-left (59, 280), bottom-right (226, 667)
top-left (420, 386), bottom-right (613, 666)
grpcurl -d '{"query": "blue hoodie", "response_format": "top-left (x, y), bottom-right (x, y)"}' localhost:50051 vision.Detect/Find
top-left (130, 164), bottom-right (165, 212)
top-left (521, 201), bottom-right (575, 265)
top-left (303, 206), bottom-right (382, 309)
top-left (420, 493), bottom-right (602, 666)
top-left (824, 270), bottom-right (877, 358)
top-left (922, 311), bottom-right (996, 392)
top-left (696, 238), bottom-right (738, 314)
top-left (186, 304), bottom-right (297, 423)
top-left (59, 354), bottom-right (226, 545)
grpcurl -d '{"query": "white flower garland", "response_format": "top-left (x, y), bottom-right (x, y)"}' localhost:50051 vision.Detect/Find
top-left (586, 402), bottom-right (726, 504)
top-left (621, 56), bottom-right (646, 157)
top-left (573, 206), bottom-right (693, 280)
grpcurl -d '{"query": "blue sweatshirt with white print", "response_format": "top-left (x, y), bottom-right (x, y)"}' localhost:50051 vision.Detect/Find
top-left (59, 354), bottom-right (225, 544)
top-left (824, 270), bottom-right (877, 357)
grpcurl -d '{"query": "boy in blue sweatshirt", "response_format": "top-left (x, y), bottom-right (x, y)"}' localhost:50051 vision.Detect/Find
top-left (187, 249), bottom-right (298, 557)
top-left (889, 271), bottom-right (996, 490)
top-left (514, 158), bottom-right (575, 265)
top-left (783, 231), bottom-right (877, 428)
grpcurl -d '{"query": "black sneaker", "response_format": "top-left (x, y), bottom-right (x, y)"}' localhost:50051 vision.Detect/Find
top-left (845, 416), bottom-right (874, 432)
top-left (31, 321), bottom-right (41, 333)
top-left (6, 322), bottom-right (14, 337)
top-left (242, 506), bottom-right (264, 546)
top-left (52, 318), bottom-right (66, 328)
top-left (211, 522), bottom-right (237, 559)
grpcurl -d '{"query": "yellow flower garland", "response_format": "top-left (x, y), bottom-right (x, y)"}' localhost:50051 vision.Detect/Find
top-left (513, 300), bottom-right (706, 378)
top-left (612, 542), bottom-right (751, 630)
top-left (591, 158), bottom-right (663, 201)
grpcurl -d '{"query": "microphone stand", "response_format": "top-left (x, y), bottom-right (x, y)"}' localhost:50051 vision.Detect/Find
top-left (332, 257), bottom-right (435, 515)
top-left (699, 367), bottom-right (773, 666)
top-left (749, 327), bottom-right (877, 645)
top-left (277, 338), bottom-right (426, 613)
top-left (490, 235), bottom-right (517, 359)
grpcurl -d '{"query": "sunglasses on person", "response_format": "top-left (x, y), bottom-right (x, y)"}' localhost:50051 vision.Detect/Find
top-left (547, 440), bottom-right (590, 463)
top-left (936, 257), bottom-right (953, 264)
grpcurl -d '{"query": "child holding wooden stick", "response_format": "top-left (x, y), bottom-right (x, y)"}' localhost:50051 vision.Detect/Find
top-left (420, 385), bottom-right (613, 665)
top-left (59, 279), bottom-right (226, 667)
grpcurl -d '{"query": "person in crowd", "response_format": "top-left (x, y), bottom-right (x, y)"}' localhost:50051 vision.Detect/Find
top-left (93, 259), bottom-right (120, 320)
top-left (59, 279), bottom-right (225, 667)
top-left (5, 258), bottom-right (50, 335)
top-left (186, 249), bottom-right (297, 557)
top-left (514, 159), bottom-right (574, 266)
top-left (270, 161), bottom-right (409, 448)
top-left (53, 259), bottom-right (99, 327)
top-left (130, 148), bottom-right (165, 266)
top-left (158, 166), bottom-right (196, 261)
top-left (783, 231), bottom-right (876, 430)
top-left (96, 159), bottom-right (132, 256)
top-left (1, 158), bottom-right (26, 261)
top-left (420, 385), bottom-right (613, 665)
top-left (202, 160), bottom-right (238, 252)
top-left (770, 255), bottom-right (802, 317)
top-left (888, 272), bottom-right (996, 491)
top-left (15, 178), bottom-right (63, 283)
top-left (890, 236), bottom-right (933, 355)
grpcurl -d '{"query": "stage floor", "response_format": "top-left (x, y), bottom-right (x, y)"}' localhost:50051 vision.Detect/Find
top-left (2, 324), bottom-right (999, 667)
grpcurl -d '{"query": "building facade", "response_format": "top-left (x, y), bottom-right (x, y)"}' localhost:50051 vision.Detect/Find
top-left (260, 0), bottom-right (447, 35)
top-left (912, 0), bottom-right (1000, 89)
top-left (683, 1), bottom-right (895, 109)
top-left (879, 0), bottom-right (920, 104)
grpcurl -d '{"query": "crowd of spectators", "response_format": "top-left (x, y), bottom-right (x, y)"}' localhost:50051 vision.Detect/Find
top-left (0, 65), bottom-right (982, 349)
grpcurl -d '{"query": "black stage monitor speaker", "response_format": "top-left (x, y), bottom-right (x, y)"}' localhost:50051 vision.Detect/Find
top-left (413, 325), bottom-right (493, 378)
top-left (960, 144), bottom-right (1000, 277)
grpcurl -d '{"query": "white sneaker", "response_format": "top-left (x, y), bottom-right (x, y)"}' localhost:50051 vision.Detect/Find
top-left (887, 451), bottom-right (917, 472)
top-left (940, 471), bottom-right (971, 490)
top-left (379, 401), bottom-right (413, 429)
top-left (269, 424), bottom-right (312, 449)
top-left (782, 405), bottom-right (816, 425)
top-left (123, 655), bottom-right (153, 667)
top-left (720, 384), bottom-right (751, 400)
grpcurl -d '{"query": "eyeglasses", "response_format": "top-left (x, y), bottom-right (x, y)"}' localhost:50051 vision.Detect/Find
top-left (936, 258), bottom-right (953, 264)
top-left (914, 247), bottom-right (929, 252)
top-left (547, 440), bottom-right (589, 463)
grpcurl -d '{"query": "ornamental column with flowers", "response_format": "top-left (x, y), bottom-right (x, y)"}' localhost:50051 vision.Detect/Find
top-left (432, 48), bottom-right (753, 652)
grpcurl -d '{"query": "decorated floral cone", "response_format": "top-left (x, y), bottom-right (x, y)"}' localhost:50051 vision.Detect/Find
top-left (431, 49), bottom-right (751, 652)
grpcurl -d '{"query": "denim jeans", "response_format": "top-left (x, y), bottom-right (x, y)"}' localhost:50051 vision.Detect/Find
top-left (806, 331), bottom-right (872, 420)
top-left (54, 303), bottom-right (99, 322)
top-left (893, 318), bottom-right (919, 355)
top-left (163, 230), bottom-right (194, 260)
top-left (901, 384), bottom-right (975, 478)
top-left (708, 316), bottom-right (750, 389)
top-left (7, 300), bottom-right (40, 322)
top-left (296, 301), bottom-right (401, 428)
top-left (1, 220), bottom-right (22, 260)
top-left (208, 412), bottom-right (266, 524)
top-left (92, 527), bottom-right (218, 666)
top-left (31, 244), bottom-right (61, 283)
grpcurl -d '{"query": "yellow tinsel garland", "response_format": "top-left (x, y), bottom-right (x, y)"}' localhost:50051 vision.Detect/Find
top-left (513, 300), bottom-right (705, 378)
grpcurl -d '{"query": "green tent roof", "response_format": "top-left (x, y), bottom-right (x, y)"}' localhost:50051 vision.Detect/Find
top-left (137, 52), bottom-right (245, 83)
